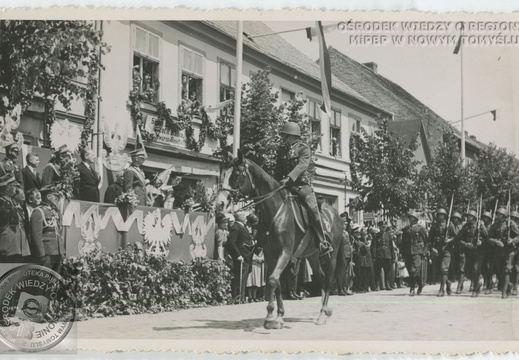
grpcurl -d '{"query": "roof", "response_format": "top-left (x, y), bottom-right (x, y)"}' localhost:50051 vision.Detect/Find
top-left (328, 47), bottom-right (486, 153)
top-left (388, 120), bottom-right (432, 164)
top-left (201, 21), bottom-right (388, 115)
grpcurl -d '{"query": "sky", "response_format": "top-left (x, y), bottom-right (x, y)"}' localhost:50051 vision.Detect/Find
top-left (266, 20), bottom-right (519, 155)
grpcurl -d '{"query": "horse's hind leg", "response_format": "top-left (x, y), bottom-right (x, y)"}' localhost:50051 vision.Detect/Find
top-left (310, 252), bottom-right (336, 325)
top-left (264, 251), bottom-right (291, 330)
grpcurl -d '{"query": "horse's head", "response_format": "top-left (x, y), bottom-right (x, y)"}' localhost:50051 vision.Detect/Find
top-left (221, 149), bottom-right (256, 202)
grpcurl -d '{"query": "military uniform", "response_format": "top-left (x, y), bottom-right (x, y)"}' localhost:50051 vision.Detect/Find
top-left (488, 213), bottom-right (519, 298)
top-left (275, 138), bottom-right (328, 252)
top-left (456, 219), bottom-right (489, 295)
top-left (0, 158), bottom-right (22, 186)
top-left (402, 221), bottom-right (429, 294)
top-left (371, 228), bottom-right (395, 290)
top-left (0, 195), bottom-right (30, 262)
top-left (30, 202), bottom-right (65, 273)
top-left (123, 165), bottom-right (147, 207)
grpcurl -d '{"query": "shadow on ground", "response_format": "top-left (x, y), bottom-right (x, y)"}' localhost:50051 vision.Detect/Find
top-left (152, 317), bottom-right (314, 332)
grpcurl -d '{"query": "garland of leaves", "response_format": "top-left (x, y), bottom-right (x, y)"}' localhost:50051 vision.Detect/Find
top-left (129, 73), bottom-right (163, 143)
top-left (80, 53), bottom-right (101, 149)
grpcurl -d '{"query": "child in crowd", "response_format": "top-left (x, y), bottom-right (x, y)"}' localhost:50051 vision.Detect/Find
top-left (396, 253), bottom-right (409, 288)
top-left (246, 246), bottom-right (265, 302)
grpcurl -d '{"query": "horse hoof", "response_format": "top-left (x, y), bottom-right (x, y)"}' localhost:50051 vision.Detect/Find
top-left (264, 318), bottom-right (283, 330)
top-left (324, 308), bottom-right (333, 317)
top-left (316, 317), bottom-right (326, 326)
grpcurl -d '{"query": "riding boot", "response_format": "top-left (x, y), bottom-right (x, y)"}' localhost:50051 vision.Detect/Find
top-left (438, 275), bottom-right (446, 297)
top-left (417, 275), bottom-right (423, 295)
top-left (456, 274), bottom-right (465, 294)
top-left (502, 274), bottom-right (510, 299)
top-left (305, 194), bottom-right (332, 256)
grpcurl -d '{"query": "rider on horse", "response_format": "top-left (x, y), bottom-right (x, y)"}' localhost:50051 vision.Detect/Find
top-left (275, 121), bottom-right (333, 256)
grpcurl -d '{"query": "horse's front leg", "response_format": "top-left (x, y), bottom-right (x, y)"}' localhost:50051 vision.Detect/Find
top-left (316, 255), bottom-right (336, 325)
top-left (264, 251), bottom-right (291, 330)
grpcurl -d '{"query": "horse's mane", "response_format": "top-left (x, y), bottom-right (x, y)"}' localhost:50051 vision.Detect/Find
top-left (244, 159), bottom-right (280, 191)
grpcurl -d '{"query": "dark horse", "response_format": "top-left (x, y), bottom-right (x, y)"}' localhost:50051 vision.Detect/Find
top-left (220, 150), bottom-right (343, 329)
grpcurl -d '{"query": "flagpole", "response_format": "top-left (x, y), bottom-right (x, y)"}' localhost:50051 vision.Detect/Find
top-left (460, 23), bottom-right (466, 166)
top-left (233, 21), bottom-right (244, 158)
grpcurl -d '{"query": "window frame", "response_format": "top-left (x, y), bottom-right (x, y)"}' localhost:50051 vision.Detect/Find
top-left (330, 108), bottom-right (342, 157)
top-left (131, 24), bottom-right (161, 102)
top-left (307, 97), bottom-right (323, 152)
top-left (179, 44), bottom-right (206, 105)
top-left (349, 113), bottom-right (362, 135)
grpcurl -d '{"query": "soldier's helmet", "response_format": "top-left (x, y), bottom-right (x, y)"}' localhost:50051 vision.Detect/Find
top-left (496, 207), bottom-right (508, 217)
top-left (511, 210), bottom-right (519, 220)
top-left (436, 208), bottom-right (447, 217)
top-left (465, 210), bottom-right (478, 220)
top-left (280, 122), bottom-right (301, 137)
top-left (481, 211), bottom-right (492, 220)
top-left (451, 212), bottom-right (462, 220)
top-left (408, 210), bottom-right (420, 220)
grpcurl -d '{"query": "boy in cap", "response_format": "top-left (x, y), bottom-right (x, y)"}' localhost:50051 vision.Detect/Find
top-left (401, 211), bottom-right (429, 296)
top-left (123, 148), bottom-right (147, 207)
top-left (0, 174), bottom-right (29, 263)
top-left (30, 184), bottom-right (65, 273)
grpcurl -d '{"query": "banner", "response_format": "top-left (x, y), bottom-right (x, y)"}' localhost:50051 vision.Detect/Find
top-left (63, 200), bottom-right (215, 263)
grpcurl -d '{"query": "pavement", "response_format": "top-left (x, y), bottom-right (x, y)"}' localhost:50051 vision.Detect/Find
top-left (77, 280), bottom-right (519, 342)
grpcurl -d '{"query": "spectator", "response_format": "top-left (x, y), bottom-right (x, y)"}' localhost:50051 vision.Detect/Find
top-left (25, 188), bottom-right (41, 218)
top-left (77, 148), bottom-right (101, 202)
top-left (42, 145), bottom-right (71, 187)
top-left (146, 176), bottom-right (164, 208)
top-left (246, 246), bottom-right (265, 302)
top-left (30, 184), bottom-right (65, 273)
top-left (0, 142), bottom-right (23, 185)
top-left (227, 211), bottom-right (254, 303)
top-left (123, 149), bottom-right (147, 207)
top-left (104, 171), bottom-right (124, 204)
top-left (0, 173), bottom-right (29, 263)
top-left (215, 213), bottom-right (229, 262)
top-left (22, 153), bottom-right (42, 193)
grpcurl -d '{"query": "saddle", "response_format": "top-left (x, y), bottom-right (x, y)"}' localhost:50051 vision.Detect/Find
top-left (288, 195), bottom-right (334, 258)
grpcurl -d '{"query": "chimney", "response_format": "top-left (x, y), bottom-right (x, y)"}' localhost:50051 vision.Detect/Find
top-left (469, 135), bottom-right (477, 140)
top-left (363, 62), bottom-right (378, 73)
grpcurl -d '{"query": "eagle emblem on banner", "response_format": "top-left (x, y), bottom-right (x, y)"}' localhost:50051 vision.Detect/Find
top-left (143, 209), bottom-right (172, 256)
top-left (79, 213), bottom-right (102, 256)
top-left (189, 221), bottom-right (207, 259)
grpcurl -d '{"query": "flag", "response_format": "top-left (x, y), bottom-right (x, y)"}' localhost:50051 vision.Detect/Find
top-left (453, 22), bottom-right (464, 55)
top-left (203, 99), bottom-right (233, 113)
top-left (316, 21), bottom-right (332, 115)
top-left (491, 109), bottom-right (497, 121)
top-left (306, 22), bottom-right (338, 41)
top-left (135, 125), bottom-right (148, 158)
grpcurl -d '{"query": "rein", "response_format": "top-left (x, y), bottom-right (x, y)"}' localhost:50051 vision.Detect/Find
top-left (232, 185), bottom-right (286, 212)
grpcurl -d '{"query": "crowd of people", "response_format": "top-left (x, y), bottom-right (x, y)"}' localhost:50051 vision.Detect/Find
top-left (214, 205), bottom-right (519, 303)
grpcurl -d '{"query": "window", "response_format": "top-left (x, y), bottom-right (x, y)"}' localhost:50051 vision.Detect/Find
top-left (219, 61), bottom-right (236, 117)
top-left (330, 109), bottom-right (341, 157)
top-left (181, 46), bottom-right (205, 106)
top-left (281, 89), bottom-right (295, 104)
top-left (349, 113), bottom-right (361, 134)
top-left (308, 98), bottom-right (322, 151)
top-left (133, 26), bottom-right (160, 103)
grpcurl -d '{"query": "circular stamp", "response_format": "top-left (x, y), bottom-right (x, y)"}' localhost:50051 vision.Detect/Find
top-left (0, 265), bottom-right (75, 352)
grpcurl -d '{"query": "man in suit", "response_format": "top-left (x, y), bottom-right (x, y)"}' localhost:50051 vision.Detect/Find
top-left (0, 173), bottom-right (30, 263)
top-left (22, 153), bottom-right (42, 193)
top-left (30, 184), bottom-right (65, 273)
top-left (123, 149), bottom-right (147, 207)
top-left (402, 210), bottom-right (429, 296)
top-left (0, 142), bottom-right (23, 185)
top-left (77, 148), bottom-right (101, 202)
top-left (227, 211), bottom-right (255, 303)
top-left (371, 220), bottom-right (396, 291)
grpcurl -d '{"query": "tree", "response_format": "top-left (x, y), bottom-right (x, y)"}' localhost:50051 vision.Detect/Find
top-left (239, 67), bottom-right (284, 173)
top-left (347, 116), bottom-right (421, 218)
top-left (473, 143), bottom-right (519, 211)
top-left (417, 132), bottom-right (476, 212)
top-left (0, 20), bottom-right (110, 146)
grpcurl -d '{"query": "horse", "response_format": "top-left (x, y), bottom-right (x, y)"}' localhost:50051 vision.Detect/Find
top-left (220, 150), bottom-right (344, 329)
